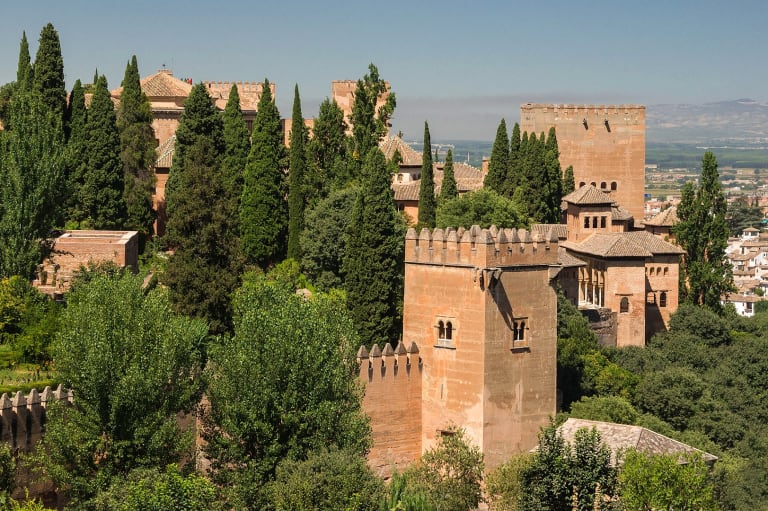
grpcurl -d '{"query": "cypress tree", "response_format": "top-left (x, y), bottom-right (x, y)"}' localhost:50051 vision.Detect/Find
top-left (287, 85), bottom-right (307, 261)
top-left (439, 148), bottom-right (458, 202)
top-left (505, 122), bottom-right (522, 196)
top-left (306, 98), bottom-right (348, 201)
top-left (16, 31), bottom-right (32, 89)
top-left (343, 148), bottom-right (404, 347)
top-left (240, 78), bottom-right (286, 267)
top-left (117, 56), bottom-right (156, 237)
top-left (64, 79), bottom-right (87, 224)
top-left (543, 127), bottom-right (563, 223)
top-left (80, 75), bottom-right (127, 229)
top-left (221, 83), bottom-right (250, 214)
top-left (418, 121), bottom-right (436, 227)
top-left (484, 119), bottom-right (509, 193)
top-left (32, 23), bottom-right (66, 123)
top-left (562, 165), bottom-right (575, 195)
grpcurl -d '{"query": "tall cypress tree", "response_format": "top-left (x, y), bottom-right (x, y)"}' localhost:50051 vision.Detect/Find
top-left (306, 98), bottom-right (348, 202)
top-left (287, 85), bottom-right (307, 261)
top-left (418, 121), bottom-right (436, 227)
top-left (562, 165), bottom-right (575, 196)
top-left (117, 56), bottom-right (156, 237)
top-left (343, 148), bottom-right (404, 347)
top-left (32, 23), bottom-right (66, 123)
top-left (64, 79), bottom-right (87, 224)
top-left (221, 83), bottom-right (250, 215)
top-left (543, 127), bottom-right (563, 223)
top-left (484, 119), bottom-right (509, 193)
top-left (16, 31), bottom-right (32, 89)
top-left (505, 122), bottom-right (522, 196)
top-left (240, 79), bottom-right (286, 267)
top-left (80, 75), bottom-right (126, 229)
top-left (350, 64), bottom-right (396, 162)
top-left (439, 148), bottom-right (458, 202)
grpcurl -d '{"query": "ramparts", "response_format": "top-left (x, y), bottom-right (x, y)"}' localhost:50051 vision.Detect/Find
top-left (0, 385), bottom-right (72, 453)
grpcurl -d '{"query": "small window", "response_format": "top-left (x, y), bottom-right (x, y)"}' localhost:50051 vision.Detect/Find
top-left (659, 292), bottom-right (667, 308)
top-left (657, 267), bottom-right (662, 276)
top-left (600, 216), bottom-right (606, 228)
top-left (600, 181), bottom-right (607, 189)
top-left (746, 302), bottom-right (753, 312)
top-left (590, 182), bottom-right (596, 187)
top-left (512, 318), bottom-right (528, 348)
top-left (579, 182), bottom-right (586, 188)
top-left (445, 321), bottom-right (453, 340)
top-left (584, 216), bottom-right (590, 228)
top-left (620, 297), bottom-right (629, 313)
top-left (436, 318), bottom-right (456, 348)
top-left (611, 182), bottom-right (617, 191)
top-left (592, 217), bottom-right (598, 228)
top-left (438, 320), bottom-right (445, 339)
top-left (663, 267), bottom-right (669, 276)
top-left (646, 292), bottom-right (656, 305)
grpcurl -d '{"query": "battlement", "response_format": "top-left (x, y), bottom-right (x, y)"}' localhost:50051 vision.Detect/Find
top-left (0, 385), bottom-right (72, 453)
top-left (405, 225), bottom-right (559, 268)
top-left (521, 103), bottom-right (646, 120)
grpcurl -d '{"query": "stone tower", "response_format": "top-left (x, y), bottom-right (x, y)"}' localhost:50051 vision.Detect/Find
top-left (402, 225), bottom-right (559, 469)
top-left (520, 104), bottom-right (646, 221)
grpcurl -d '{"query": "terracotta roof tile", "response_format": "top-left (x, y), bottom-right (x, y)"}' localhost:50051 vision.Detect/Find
top-left (532, 223), bottom-right (568, 240)
top-left (562, 184), bottom-right (613, 205)
top-left (393, 182), bottom-right (420, 201)
top-left (112, 70), bottom-right (193, 100)
top-left (644, 206), bottom-right (678, 227)
top-left (563, 234), bottom-right (653, 258)
top-left (558, 247), bottom-right (587, 267)
top-left (155, 135), bottom-right (175, 168)
top-left (611, 205), bottom-right (634, 221)
top-left (620, 231), bottom-right (685, 255)
top-left (379, 136), bottom-right (422, 165)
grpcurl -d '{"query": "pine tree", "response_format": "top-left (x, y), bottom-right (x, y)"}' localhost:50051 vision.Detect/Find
top-left (16, 31), bottom-right (32, 89)
top-left (562, 165), bottom-right (575, 195)
top-left (484, 119), bottom-right (509, 193)
top-left (287, 85), bottom-right (307, 261)
top-left (673, 151), bottom-right (733, 309)
top-left (32, 23), bottom-right (66, 123)
top-left (64, 79), bottom-right (87, 225)
top-left (117, 56), bottom-right (156, 237)
top-left (306, 98), bottom-right (348, 203)
top-left (439, 148), bottom-right (458, 202)
top-left (343, 148), bottom-right (404, 347)
top-left (221, 83), bottom-right (250, 216)
top-left (240, 78), bottom-right (286, 267)
top-left (418, 121), bottom-right (436, 227)
top-left (0, 91), bottom-right (65, 278)
top-left (80, 75), bottom-right (127, 229)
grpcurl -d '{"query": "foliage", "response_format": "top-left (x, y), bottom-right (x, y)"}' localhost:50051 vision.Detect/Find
top-left (32, 23), bottom-right (66, 123)
top-left (439, 148), bottom-right (458, 202)
top-left (417, 121), bottom-right (436, 227)
top-left (569, 395), bottom-right (639, 425)
top-left (221, 83), bottom-right (250, 219)
top-left (288, 85), bottom-right (308, 261)
top-left (405, 427), bottom-right (484, 511)
top-left (305, 98), bottom-right (349, 203)
top-left (378, 472), bottom-right (434, 511)
top-left (562, 165), bottom-right (575, 196)
top-left (673, 151), bottom-right (733, 309)
top-left (343, 149), bottom-right (405, 347)
top-left (668, 302), bottom-right (731, 346)
top-left (727, 195), bottom-right (763, 236)
top-left (64, 79), bottom-right (87, 223)
top-left (634, 366), bottom-right (706, 431)
top-left (484, 119), bottom-right (508, 193)
top-left (92, 465), bottom-right (220, 511)
top-left (240, 78), bottom-right (286, 267)
top-left (301, 186), bottom-right (358, 291)
top-left (485, 454), bottom-right (531, 511)
top-left (202, 276), bottom-right (370, 509)
top-left (0, 90), bottom-right (65, 278)
top-left (0, 443), bottom-right (15, 509)
top-left (38, 273), bottom-right (207, 506)
top-left (265, 447), bottom-right (383, 511)
top-left (117, 56), bottom-right (156, 237)
top-left (351, 64), bottom-right (396, 161)
top-left (619, 449), bottom-right (717, 511)
top-left (436, 189), bottom-right (526, 230)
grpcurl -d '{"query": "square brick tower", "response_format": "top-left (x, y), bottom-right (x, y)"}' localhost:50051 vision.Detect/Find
top-left (403, 225), bottom-right (559, 469)
top-left (520, 104), bottom-right (646, 221)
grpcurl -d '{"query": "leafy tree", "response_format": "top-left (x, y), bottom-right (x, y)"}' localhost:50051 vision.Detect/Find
top-left (436, 189), bottom-right (526, 230)
top-left (301, 186), bottom-right (358, 290)
top-left (673, 151), bottom-right (733, 309)
top-left (378, 471), bottom-right (434, 511)
top-left (569, 395), bottom-right (640, 424)
top-left (0, 443), bottom-right (15, 509)
top-left (240, 78), bottom-right (286, 267)
top-left (619, 450), bottom-right (717, 511)
top-left (485, 454), bottom-right (531, 511)
top-left (439, 148), bottom-right (458, 202)
top-left (117, 56), bottom-right (156, 237)
top-left (405, 427), bottom-right (485, 511)
top-left (343, 148), bottom-right (405, 347)
top-left (221, 83), bottom-right (250, 224)
top-left (265, 448), bottom-right (383, 511)
top-left (484, 119), bottom-right (509, 193)
top-left (38, 273), bottom-right (207, 507)
top-left (202, 276), bottom-right (370, 509)
top-left (633, 367), bottom-right (705, 431)
top-left (79, 75), bottom-right (127, 229)
top-left (418, 121), bottom-right (436, 227)
top-left (727, 195), bottom-right (763, 236)
top-left (350, 64), bottom-right (396, 161)
top-left (288, 84), bottom-right (308, 260)
top-left (0, 90), bottom-right (65, 278)
top-left (305, 98), bottom-right (348, 202)
top-left (562, 165), bottom-right (575, 195)
top-left (32, 23), bottom-right (66, 123)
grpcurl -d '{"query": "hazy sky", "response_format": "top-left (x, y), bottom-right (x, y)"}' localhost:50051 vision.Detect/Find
top-left (1, 0), bottom-right (766, 140)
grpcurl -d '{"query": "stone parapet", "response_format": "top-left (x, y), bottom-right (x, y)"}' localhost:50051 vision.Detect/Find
top-left (0, 385), bottom-right (72, 453)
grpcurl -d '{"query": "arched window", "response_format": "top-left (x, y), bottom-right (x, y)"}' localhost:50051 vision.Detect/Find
top-left (584, 216), bottom-right (590, 228)
top-left (592, 216), bottom-right (598, 228)
top-left (659, 292), bottom-right (667, 308)
top-left (600, 216), bottom-right (606, 228)
top-left (620, 297), bottom-right (629, 313)
top-left (649, 267), bottom-right (655, 276)
top-left (611, 182), bottom-right (617, 191)
top-left (646, 292), bottom-right (656, 304)
top-left (663, 267), bottom-right (669, 276)
top-left (438, 320), bottom-right (445, 340)
top-left (590, 182), bottom-right (597, 187)
top-left (579, 182), bottom-right (586, 188)
top-left (518, 321), bottom-right (526, 340)
top-left (657, 267), bottom-right (662, 276)
top-left (445, 321), bottom-right (453, 340)
top-left (600, 181), bottom-right (607, 189)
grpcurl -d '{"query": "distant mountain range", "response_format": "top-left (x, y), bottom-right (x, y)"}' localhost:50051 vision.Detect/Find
top-left (647, 99), bottom-right (768, 145)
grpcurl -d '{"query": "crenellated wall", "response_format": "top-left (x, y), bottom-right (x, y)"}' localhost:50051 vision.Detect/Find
top-left (0, 385), bottom-right (72, 453)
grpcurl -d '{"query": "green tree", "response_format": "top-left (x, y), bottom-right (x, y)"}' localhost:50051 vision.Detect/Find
top-left (221, 83), bottom-right (250, 225)
top-left (350, 64), bottom-right (396, 161)
top-left (484, 119), bottom-right (509, 193)
top-left (0, 91), bottom-right (65, 278)
top-left (673, 151), bottom-right (733, 309)
top-left (418, 121), bottom-right (436, 227)
top-left (117, 56), bottom-right (156, 237)
top-left (727, 195), bottom-right (763, 236)
top-left (32, 23), bottom-right (66, 123)
top-left (439, 148), bottom-right (458, 202)
top-left (562, 165), bottom-right (575, 196)
top-left (240, 78), bottom-right (286, 267)
top-left (436, 189), bottom-right (526, 230)
top-left (542, 127), bottom-right (564, 223)
top-left (343, 148), bottom-right (405, 347)
top-left (288, 84), bottom-right (308, 260)
top-left (202, 276), bottom-right (371, 509)
top-left (80, 75), bottom-right (127, 229)
top-left (619, 450), bottom-right (717, 511)
top-left (405, 427), bottom-right (485, 511)
top-left (38, 273), bottom-right (207, 507)
top-left (485, 454), bottom-right (531, 511)
top-left (305, 98), bottom-right (349, 202)
top-left (504, 122), bottom-right (522, 196)
top-left (64, 79), bottom-right (87, 224)
top-left (16, 31), bottom-right (33, 90)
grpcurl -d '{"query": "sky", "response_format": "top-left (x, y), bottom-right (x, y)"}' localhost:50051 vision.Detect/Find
top-left (1, 0), bottom-right (766, 141)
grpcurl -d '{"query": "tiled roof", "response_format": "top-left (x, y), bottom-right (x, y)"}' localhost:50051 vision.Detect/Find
top-left (563, 234), bottom-right (653, 258)
top-left (644, 206), bottom-right (678, 227)
top-left (379, 136), bottom-right (422, 165)
top-left (729, 252), bottom-right (756, 262)
top-left (611, 205), bottom-right (634, 222)
top-left (392, 182), bottom-right (420, 201)
top-left (155, 135), bottom-right (176, 168)
top-left (204, 81), bottom-right (267, 112)
top-left (744, 227), bottom-right (760, 233)
top-left (553, 418), bottom-right (717, 466)
top-left (112, 70), bottom-right (193, 100)
top-left (620, 231), bottom-right (685, 255)
top-left (558, 247), bottom-right (587, 267)
top-left (562, 184), bottom-right (613, 205)
top-left (532, 223), bottom-right (568, 240)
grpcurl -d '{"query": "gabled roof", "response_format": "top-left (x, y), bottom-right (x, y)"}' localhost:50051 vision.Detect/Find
top-left (555, 418), bottom-right (718, 466)
top-left (611, 205), bottom-right (634, 222)
top-left (620, 231), bottom-right (685, 255)
top-left (644, 206), bottom-right (678, 227)
top-left (558, 248), bottom-right (587, 268)
top-left (379, 136), bottom-right (422, 165)
top-left (112, 69), bottom-right (192, 100)
top-left (563, 234), bottom-right (653, 258)
top-left (562, 184), bottom-right (613, 206)
top-left (392, 182), bottom-right (420, 201)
